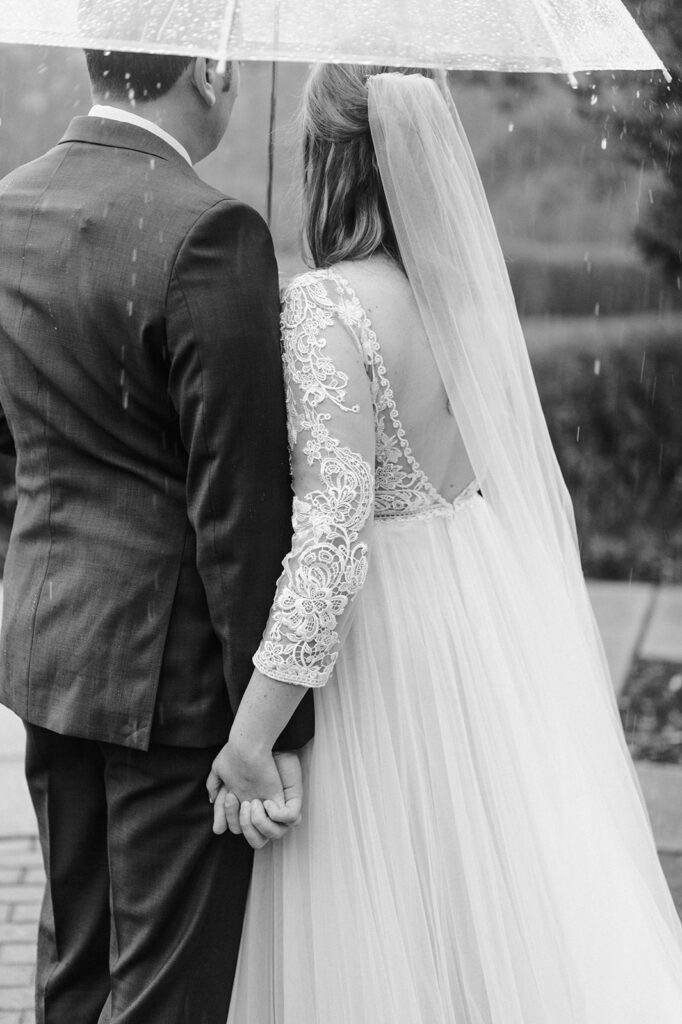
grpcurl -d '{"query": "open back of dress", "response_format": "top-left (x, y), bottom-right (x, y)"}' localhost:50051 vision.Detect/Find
top-left (322, 264), bottom-right (477, 520)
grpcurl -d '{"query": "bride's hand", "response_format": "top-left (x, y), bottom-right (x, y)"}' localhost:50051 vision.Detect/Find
top-left (207, 737), bottom-right (282, 818)
top-left (208, 745), bottom-right (303, 847)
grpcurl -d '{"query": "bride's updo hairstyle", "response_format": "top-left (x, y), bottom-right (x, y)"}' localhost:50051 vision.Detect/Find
top-left (301, 63), bottom-right (436, 269)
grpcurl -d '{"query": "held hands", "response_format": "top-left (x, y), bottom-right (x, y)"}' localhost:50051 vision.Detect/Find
top-left (207, 666), bottom-right (309, 849)
top-left (206, 741), bottom-right (303, 850)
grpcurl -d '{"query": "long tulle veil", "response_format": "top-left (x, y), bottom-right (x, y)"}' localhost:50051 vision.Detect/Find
top-left (368, 74), bottom-right (682, 946)
top-left (368, 72), bottom-right (620, 714)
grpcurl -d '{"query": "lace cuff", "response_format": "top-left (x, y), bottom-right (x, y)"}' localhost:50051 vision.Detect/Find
top-left (253, 649), bottom-right (331, 688)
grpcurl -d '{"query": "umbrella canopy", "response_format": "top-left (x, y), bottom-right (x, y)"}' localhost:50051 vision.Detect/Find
top-left (0, 0), bottom-right (668, 77)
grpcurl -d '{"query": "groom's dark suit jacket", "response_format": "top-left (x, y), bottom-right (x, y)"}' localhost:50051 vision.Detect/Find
top-left (0, 116), bottom-right (313, 751)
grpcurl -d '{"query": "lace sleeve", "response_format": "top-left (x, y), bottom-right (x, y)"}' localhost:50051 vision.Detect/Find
top-left (253, 275), bottom-right (375, 687)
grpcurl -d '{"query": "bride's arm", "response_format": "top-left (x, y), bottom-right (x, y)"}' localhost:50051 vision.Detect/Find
top-left (211, 278), bottom-right (376, 838)
top-left (253, 278), bottom-right (376, 688)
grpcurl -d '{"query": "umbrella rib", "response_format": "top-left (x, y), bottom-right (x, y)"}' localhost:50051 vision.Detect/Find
top-left (217, 0), bottom-right (238, 68)
top-left (528, 0), bottom-right (578, 77)
top-left (154, 1), bottom-right (183, 41)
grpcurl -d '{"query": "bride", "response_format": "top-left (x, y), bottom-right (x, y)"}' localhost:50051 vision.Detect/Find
top-left (217, 64), bottom-right (682, 1020)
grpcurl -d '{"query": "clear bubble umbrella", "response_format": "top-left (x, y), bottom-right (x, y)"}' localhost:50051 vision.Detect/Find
top-left (0, 0), bottom-right (669, 79)
top-left (0, 0), bottom-right (669, 224)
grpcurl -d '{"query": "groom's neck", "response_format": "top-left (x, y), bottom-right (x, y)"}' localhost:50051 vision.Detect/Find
top-left (90, 94), bottom-right (214, 165)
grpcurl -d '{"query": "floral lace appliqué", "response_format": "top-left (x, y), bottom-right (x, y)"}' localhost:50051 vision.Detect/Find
top-left (253, 274), bottom-right (374, 687)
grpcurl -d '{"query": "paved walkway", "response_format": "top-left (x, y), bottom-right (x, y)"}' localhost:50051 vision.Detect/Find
top-left (0, 839), bottom-right (41, 1022)
top-left (1, 581), bottom-right (682, 1022)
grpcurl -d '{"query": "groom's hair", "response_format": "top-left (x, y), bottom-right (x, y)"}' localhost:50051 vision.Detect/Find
top-left (80, 0), bottom-right (230, 103)
top-left (84, 50), bottom-right (195, 103)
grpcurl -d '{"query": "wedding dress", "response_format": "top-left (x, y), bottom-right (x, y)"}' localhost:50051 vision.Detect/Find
top-left (227, 74), bottom-right (682, 1023)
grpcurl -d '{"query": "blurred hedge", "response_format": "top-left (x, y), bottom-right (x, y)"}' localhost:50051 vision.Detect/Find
top-left (532, 324), bottom-right (682, 583)
top-left (505, 244), bottom-right (682, 318)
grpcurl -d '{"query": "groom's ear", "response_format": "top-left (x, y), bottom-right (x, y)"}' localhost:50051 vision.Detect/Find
top-left (191, 57), bottom-right (218, 108)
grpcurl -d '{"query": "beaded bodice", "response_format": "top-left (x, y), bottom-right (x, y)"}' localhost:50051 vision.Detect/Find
top-left (253, 268), bottom-right (476, 688)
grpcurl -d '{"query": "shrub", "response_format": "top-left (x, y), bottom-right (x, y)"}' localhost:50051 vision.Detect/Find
top-left (532, 326), bottom-right (682, 582)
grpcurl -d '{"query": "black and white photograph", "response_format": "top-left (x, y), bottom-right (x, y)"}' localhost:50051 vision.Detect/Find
top-left (0, 2), bottom-right (681, 1022)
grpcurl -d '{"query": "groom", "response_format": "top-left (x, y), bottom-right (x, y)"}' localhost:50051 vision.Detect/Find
top-left (0, 48), bottom-right (313, 1024)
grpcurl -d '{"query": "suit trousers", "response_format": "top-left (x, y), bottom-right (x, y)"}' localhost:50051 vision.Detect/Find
top-left (24, 723), bottom-right (253, 1024)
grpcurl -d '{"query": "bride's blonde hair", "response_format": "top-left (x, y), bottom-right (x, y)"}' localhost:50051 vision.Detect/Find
top-left (301, 63), bottom-right (437, 269)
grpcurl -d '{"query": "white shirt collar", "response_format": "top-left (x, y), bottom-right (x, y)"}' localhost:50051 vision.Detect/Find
top-left (88, 104), bottom-right (193, 166)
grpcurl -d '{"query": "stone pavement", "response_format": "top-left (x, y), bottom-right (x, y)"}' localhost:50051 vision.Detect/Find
top-left (1, 581), bottom-right (682, 1022)
top-left (0, 839), bottom-right (41, 1023)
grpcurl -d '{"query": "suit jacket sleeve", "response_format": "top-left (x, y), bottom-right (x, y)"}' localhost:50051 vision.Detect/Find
top-left (0, 401), bottom-right (16, 457)
top-left (166, 199), bottom-right (313, 747)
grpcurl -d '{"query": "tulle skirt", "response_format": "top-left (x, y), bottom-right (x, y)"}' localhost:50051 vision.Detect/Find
top-left (227, 493), bottom-right (682, 1023)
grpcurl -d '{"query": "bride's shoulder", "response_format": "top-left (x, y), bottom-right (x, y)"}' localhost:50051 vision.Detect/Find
top-left (281, 266), bottom-right (335, 298)
top-left (329, 258), bottom-right (426, 367)
top-left (280, 258), bottom-right (417, 351)
top-left (283, 258), bottom-right (408, 308)
top-left (280, 267), bottom-right (341, 317)
top-left (279, 269), bottom-right (347, 343)
top-left (329, 257), bottom-right (418, 339)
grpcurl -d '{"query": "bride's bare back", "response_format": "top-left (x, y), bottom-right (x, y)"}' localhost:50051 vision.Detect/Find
top-left (334, 255), bottom-right (475, 503)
